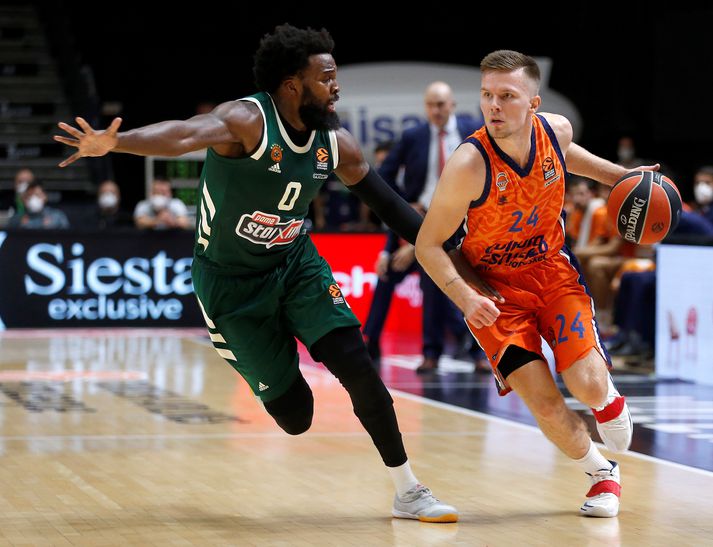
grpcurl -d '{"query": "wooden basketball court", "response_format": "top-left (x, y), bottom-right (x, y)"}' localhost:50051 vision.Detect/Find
top-left (0, 329), bottom-right (710, 545)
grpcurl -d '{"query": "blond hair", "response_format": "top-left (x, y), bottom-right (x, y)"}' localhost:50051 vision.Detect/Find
top-left (480, 50), bottom-right (540, 89)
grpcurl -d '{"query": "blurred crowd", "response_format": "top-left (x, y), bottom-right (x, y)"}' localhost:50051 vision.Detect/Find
top-left (0, 170), bottom-right (190, 232)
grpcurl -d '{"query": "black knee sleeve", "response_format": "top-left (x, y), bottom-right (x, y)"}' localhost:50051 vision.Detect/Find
top-left (499, 345), bottom-right (543, 378)
top-left (263, 373), bottom-right (314, 435)
top-left (311, 327), bottom-right (407, 467)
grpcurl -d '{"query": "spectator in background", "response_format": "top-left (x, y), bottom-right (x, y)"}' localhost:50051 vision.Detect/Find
top-left (608, 210), bottom-right (713, 358)
top-left (9, 168), bottom-right (35, 216)
top-left (93, 180), bottom-right (133, 230)
top-left (313, 141), bottom-right (395, 232)
top-left (566, 177), bottom-right (637, 328)
top-left (134, 178), bottom-right (190, 230)
top-left (615, 136), bottom-right (646, 169)
top-left (314, 173), bottom-right (362, 230)
top-left (8, 181), bottom-right (69, 229)
top-left (691, 165), bottom-right (713, 225)
top-left (364, 81), bottom-right (484, 373)
top-left (565, 177), bottom-right (611, 249)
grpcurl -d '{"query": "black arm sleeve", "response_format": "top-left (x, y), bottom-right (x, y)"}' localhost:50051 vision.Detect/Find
top-left (347, 167), bottom-right (422, 245)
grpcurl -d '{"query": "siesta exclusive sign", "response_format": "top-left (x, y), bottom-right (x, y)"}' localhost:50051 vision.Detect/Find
top-left (0, 230), bottom-right (201, 328)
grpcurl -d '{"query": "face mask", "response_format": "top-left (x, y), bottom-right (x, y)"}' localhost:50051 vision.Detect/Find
top-left (16, 181), bottom-right (29, 195)
top-left (26, 195), bottom-right (44, 214)
top-left (617, 147), bottom-right (635, 162)
top-left (150, 195), bottom-right (170, 210)
top-left (694, 182), bottom-right (713, 206)
top-left (98, 192), bottom-right (119, 209)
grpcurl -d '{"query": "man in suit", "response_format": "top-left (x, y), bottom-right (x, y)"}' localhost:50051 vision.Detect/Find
top-left (363, 81), bottom-right (484, 373)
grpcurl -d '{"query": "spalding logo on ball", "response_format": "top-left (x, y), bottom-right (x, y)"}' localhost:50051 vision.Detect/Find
top-left (607, 171), bottom-right (682, 245)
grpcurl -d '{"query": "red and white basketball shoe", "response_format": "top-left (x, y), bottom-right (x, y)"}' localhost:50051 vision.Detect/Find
top-left (580, 460), bottom-right (621, 518)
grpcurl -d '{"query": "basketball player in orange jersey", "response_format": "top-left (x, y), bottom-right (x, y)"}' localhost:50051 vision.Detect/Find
top-left (416, 50), bottom-right (659, 518)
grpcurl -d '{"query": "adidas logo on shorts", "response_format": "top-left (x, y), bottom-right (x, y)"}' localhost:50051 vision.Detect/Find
top-left (258, 382), bottom-right (269, 392)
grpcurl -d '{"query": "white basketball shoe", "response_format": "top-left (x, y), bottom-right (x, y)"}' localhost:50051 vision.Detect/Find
top-left (392, 484), bottom-right (459, 523)
top-left (580, 460), bottom-right (621, 518)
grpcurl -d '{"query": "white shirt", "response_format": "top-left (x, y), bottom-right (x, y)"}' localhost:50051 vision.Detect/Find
top-left (134, 198), bottom-right (188, 229)
top-left (418, 115), bottom-right (461, 209)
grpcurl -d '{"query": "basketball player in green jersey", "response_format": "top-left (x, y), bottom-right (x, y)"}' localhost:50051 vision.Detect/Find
top-left (55, 25), bottom-right (465, 523)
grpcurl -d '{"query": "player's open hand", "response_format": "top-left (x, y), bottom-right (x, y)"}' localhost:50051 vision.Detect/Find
top-left (54, 117), bottom-right (122, 167)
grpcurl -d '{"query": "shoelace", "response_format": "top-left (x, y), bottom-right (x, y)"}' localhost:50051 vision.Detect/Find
top-left (404, 485), bottom-right (439, 503)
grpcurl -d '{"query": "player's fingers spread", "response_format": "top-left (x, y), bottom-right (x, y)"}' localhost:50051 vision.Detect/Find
top-left (59, 151), bottom-right (81, 168)
top-left (75, 117), bottom-right (93, 133)
top-left (54, 135), bottom-right (79, 147)
top-left (108, 117), bottom-right (123, 134)
top-left (58, 122), bottom-right (83, 138)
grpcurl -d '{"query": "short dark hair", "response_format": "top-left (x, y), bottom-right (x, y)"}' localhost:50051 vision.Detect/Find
top-left (480, 50), bottom-right (540, 89)
top-left (253, 24), bottom-right (335, 93)
top-left (696, 166), bottom-right (713, 178)
top-left (25, 181), bottom-right (43, 193)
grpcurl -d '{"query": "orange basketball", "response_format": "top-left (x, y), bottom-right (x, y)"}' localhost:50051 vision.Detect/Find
top-left (607, 171), bottom-right (682, 245)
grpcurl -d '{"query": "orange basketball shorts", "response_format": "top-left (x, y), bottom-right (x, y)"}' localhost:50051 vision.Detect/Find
top-left (466, 249), bottom-right (611, 395)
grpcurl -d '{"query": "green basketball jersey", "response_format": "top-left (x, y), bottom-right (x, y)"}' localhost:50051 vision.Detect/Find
top-left (193, 92), bottom-right (339, 274)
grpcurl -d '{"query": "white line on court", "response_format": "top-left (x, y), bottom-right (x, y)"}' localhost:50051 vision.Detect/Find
top-left (0, 431), bottom-right (487, 442)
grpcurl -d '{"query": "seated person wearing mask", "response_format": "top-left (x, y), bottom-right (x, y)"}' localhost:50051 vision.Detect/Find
top-left (134, 178), bottom-right (190, 230)
top-left (94, 180), bottom-right (133, 230)
top-left (8, 181), bottom-right (69, 229)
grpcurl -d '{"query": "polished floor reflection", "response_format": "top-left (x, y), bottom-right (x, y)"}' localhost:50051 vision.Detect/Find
top-left (368, 333), bottom-right (713, 473)
top-left (0, 328), bottom-right (711, 546)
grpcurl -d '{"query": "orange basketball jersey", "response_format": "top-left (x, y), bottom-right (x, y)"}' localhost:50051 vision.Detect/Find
top-left (461, 114), bottom-right (567, 276)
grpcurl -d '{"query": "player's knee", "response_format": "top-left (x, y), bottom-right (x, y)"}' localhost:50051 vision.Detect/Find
top-left (264, 374), bottom-right (314, 435)
top-left (566, 355), bottom-right (610, 407)
top-left (311, 327), bottom-right (374, 381)
top-left (576, 380), bottom-right (608, 409)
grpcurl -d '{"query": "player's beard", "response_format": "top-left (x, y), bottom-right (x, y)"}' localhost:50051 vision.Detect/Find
top-left (299, 89), bottom-right (340, 131)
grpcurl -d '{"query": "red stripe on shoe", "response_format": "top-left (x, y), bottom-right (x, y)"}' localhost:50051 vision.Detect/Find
top-left (586, 479), bottom-right (621, 498)
top-left (592, 396), bottom-right (626, 424)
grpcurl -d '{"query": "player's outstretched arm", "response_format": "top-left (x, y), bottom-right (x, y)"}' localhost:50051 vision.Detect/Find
top-left (54, 100), bottom-right (261, 167)
top-left (540, 112), bottom-right (659, 185)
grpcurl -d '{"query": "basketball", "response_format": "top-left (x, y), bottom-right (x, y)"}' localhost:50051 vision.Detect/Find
top-left (607, 171), bottom-right (682, 245)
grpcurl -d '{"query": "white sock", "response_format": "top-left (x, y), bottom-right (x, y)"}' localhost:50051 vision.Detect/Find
top-left (574, 439), bottom-right (613, 474)
top-left (593, 374), bottom-right (620, 412)
top-left (388, 460), bottom-right (419, 497)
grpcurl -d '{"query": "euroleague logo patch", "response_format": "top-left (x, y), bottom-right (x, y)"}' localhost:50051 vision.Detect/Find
top-left (496, 172), bottom-right (509, 191)
top-left (328, 283), bottom-right (345, 305)
top-left (270, 144), bottom-right (283, 162)
top-left (542, 156), bottom-right (561, 187)
top-left (316, 147), bottom-right (329, 171)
